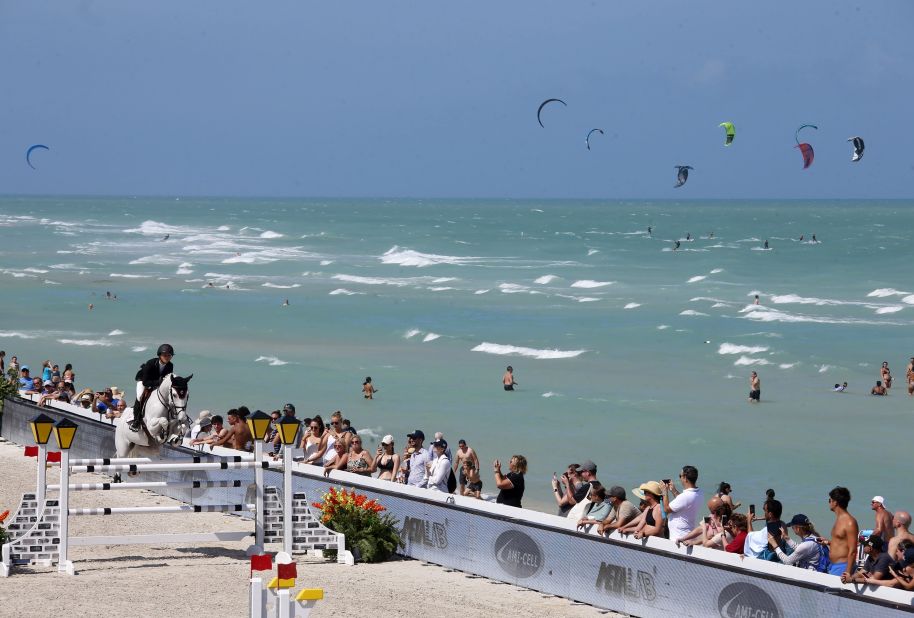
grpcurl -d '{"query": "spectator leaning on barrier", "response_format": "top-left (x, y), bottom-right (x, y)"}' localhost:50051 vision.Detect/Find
top-left (598, 486), bottom-right (640, 537)
top-left (769, 514), bottom-right (826, 570)
top-left (845, 534), bottom-right (893, 584)
top-left (663, 465), bottom-right (704, 543)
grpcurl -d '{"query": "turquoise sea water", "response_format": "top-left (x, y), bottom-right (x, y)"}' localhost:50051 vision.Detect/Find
top-left (2, 196), bottom-right (912, 527)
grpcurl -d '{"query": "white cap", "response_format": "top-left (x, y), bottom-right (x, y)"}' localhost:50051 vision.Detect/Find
top-left (872, 496), bottom-right (885, 506)
top-left (381, 434), bottom-right (394, 445)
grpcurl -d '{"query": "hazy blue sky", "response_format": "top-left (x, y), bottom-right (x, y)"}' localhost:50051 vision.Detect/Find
top-left (1, 1), bottom-right (912, 199)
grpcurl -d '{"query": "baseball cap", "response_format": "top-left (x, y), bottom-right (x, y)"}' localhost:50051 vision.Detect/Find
top-left (407, 429), bottom-right (425, 440)
top-left (786, 514), bottom-right (811, 527)
top-left (431, 438), bottom-right (448, 450)
top-left (608, 486), bottom-right (626, 500)
top-left (381, 434), bottom-right (394, 445)
top-left (282, 403), bottom-right (295, 413)
top-left (21, 366), bottom-right (29, 372)
top-left (575, 460), bottom-right (597, 474)
top-left (872, 496), bottom-right (886, 506)
top-left (864, 534), bottom-right (885, 551)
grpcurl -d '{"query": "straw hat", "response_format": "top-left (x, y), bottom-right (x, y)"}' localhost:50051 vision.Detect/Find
top-left (632, 481), bottom-right (664, 500)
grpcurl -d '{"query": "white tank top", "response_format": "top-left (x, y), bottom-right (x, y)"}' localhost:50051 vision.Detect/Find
top-left (322, 434), bottom-right (337, 465)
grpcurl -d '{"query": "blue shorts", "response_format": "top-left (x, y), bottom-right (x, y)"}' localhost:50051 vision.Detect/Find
top-left (828, 562), bottom-right (847, 576)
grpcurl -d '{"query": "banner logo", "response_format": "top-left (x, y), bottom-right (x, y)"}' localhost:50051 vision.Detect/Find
top-left (400, 516), bottom-right (448, 549)
top-left (717, 582), bottom-right (781, 618)
top-left (595, 561), bottom-right (656, 601)
top-left (494, 530), bottom-right (543, 578)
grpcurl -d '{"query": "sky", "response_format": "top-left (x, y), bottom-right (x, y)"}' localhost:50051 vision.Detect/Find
top-left (1, 1), bottom-right (912, 199)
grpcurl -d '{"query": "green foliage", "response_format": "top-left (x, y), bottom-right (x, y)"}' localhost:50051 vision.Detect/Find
top-left (311, 487), bottom-right (403, 563)
top-left (0, 373), bottom-right (20, 415)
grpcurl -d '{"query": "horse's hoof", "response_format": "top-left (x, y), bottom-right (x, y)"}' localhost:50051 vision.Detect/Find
top-left (113, 473), bottom-right (122, 483)
top-left (128, 471), bottom-right (139, 477)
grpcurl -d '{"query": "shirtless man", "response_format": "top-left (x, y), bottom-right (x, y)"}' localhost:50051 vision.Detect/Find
top-left (453, 439), bottom-right (480, 495)
top-left (824, 486), bottom-right (859, 578)
top-left (748, 371), bottom-right (760, 403)
top-left (907, 357), bottom-right (914, 396)
top-left (225, 409), bottom-right (253, 451)
top-left (502, 366), bottom-right (516, 391)
top-left (888, 511), bottom-right (914, 557)
top-left (872, 380), bottom-right (887, 396)
top-left (872, 496), bottom-right (895, 544)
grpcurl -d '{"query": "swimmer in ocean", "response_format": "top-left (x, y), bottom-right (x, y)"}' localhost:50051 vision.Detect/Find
top-left (162, 234), bottom-right (170, 241)
top-left (647, 226), bottom-right (652, 236)
top-left (812, 234), bottom-right (818, 243)
top-left (754, 294), bottom-right (760, 305)
top-left (799, 235), bottom-right (804, 241)
top-left (764, 239), bottom-right (769, 250)
top-left (709, 231), bottom-right (714, 239)
top-left (686, 232), bottom-right (691, 241)
top-left (88, 303), bottom-right (94, 311)
top-left (673, 240), bottom-right (681, 251)
top-left (503, 366), bottom-right (516, 391)
top-left (282, 299), bottom-right (289, 307)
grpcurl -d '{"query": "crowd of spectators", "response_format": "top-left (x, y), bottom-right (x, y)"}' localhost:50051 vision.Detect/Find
top-left (6, 350), bottom-right (914, 590)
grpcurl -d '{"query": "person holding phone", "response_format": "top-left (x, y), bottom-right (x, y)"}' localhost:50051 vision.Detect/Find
top-left (724, 513), bottom-right (750, 553)
top-left (769, 514), bottom-right (826, 570)
top-left (662, 466), bottom-right (704, 543)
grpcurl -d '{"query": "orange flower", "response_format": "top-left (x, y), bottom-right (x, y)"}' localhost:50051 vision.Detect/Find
top-left (0, 509), bottom-right (9, 523)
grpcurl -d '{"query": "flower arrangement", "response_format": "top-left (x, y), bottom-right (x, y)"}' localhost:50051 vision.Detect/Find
top-left (0, 509), bottom-right (10, 545)
top-left (311, 487), bottom-right (402, 563)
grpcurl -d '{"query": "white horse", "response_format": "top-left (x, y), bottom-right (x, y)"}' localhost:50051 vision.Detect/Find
top-left (114, 373), bottom-right (193, 458)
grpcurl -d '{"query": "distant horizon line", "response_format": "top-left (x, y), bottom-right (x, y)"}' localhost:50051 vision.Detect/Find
top-left (1, 193), bottom-right (912, 202)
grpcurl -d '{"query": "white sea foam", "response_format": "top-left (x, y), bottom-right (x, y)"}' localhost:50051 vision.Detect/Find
top-left (422, 333), bottom-right (441, 342)
top-left (570, 280), bottom-right (614, 288)
top-left (474, 289), bottom-right (490, 295)
top-left (49, 263), bottom-right (77, 269)
top-left (710, 268), bottom-right (723, 274)
top-left (778, 363), bottom-right (797, 369)
top-left (687, 275), bottom-right (707, 283)
top-left (129, 255), bottom-right (178, 265)
top-left (320, 260), bottom-right (333, 266)
top-left (217, 225), bottom-right (231, 231)
top-left (679, 310), bottom-right (708, 317)
top-left (404, 329), bottom-right (421, 339)
top-left (867, 288), bottom-right (908, 298)
top-left (23, 267), bottom-right (48, 274)
top-left (0, 331), bottom-right (37, 339)
top-left (59, 339), bottom-right (114, 347)
top-left (124, 220), bottom-right (190, 236)
top-left (657, 325), bottom-right (670, 330)
top-left (711, 303), bottom-right (727, 308)
top-left (534, 275), bottom-right (558, 284)
top-left (329, 288), bottom-right (362, 296)
top-left (333, 274), bottom-right (410, 287)
top-left (818, 365), bottom-right (832, 373)
top-left (499, 283), bottom-right (541, 295)
top-left (733, 356), bottom-right (771, 366)
top-left (176, 262), bottom-right (194, 275)
top-left (428, 287), bottom-right (455, 292)
top-left (587, 249), bottom-right (600, 256)
top-left (740, 305), bottom-right (894, 326)
top-left (718, 343), bottom-right (769, 355)
top-left (131, 346), bottom-right (148, 352)
top-left (624, 303), bottom-right (641, 309)
top-left (875, 306), bottom-right (904, 314)
top-left (902, 295), bottom-right (914, 305)
top-left (110, 273), bottom-right (151, 279)
top-left (259, 231), bottom-right (283, 239)
top-left (262, 283), bottom-right (301, 289)
top-left (108, 330), bottom-right (125, 336)
top-left (255, 355), bottom-right (289, 366)
top-left (471, 342), bottom-right (586, 360)
top-left (432, 277), bottom-right (457, 283)
top-left (379, 246), bottom-right (483, 268)
top-left (541, 392), bottom-right (558, 398)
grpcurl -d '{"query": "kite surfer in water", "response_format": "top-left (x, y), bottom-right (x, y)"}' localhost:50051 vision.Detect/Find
top-left (673, 240), bottom-right (681, 251)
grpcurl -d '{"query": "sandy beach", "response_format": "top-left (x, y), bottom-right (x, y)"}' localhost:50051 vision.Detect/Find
top-left (0, 438), bottom-right (618, 618)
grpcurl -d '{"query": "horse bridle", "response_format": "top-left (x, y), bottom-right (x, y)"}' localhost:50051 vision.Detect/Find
top-left (156, 384), bottom-right (189, 421)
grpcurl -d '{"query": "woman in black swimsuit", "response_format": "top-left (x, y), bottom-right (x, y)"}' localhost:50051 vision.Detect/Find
top-left (370, 434), bottom-right (400, 482)
top-left (619, 481), bottom-right (664, 539)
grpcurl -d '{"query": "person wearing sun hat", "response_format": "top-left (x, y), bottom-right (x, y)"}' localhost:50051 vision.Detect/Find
top-left (619, 481), bottom-right (665, 539)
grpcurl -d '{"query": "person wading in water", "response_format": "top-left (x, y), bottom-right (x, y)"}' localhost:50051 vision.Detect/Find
top-left (130, 343), bottom-right (175, 431)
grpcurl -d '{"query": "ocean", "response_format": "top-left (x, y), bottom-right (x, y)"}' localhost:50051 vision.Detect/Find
top-left (1, 195), bottom-right (912, 528)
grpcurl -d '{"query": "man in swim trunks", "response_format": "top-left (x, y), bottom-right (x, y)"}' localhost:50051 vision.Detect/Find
top-left (824, 486), bottom-right (859, 578)
top-left (748, 371), bottom-right (760, 403)
top-left (453, 439), bottom-right (480, 496)
top-left (503, 366), bottom-right (516, 391)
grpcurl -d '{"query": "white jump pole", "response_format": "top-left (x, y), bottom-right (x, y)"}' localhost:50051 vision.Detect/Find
top-left (68, 504), bottom-right (250, 516)
top-left (69, 460), bottom-right (279, 474)
top-left (36, 443), bottom-right (47, 508)
top-left (253, 439), bottom-right (265, 553)
top-left (48, 480), bottom-right (244, 492)
top-left (65, 454), bottom-right (256, 466)
top-left (57, 450), bottom-right (73, 575)
top-left (283, 443), bottom-right (293, 554)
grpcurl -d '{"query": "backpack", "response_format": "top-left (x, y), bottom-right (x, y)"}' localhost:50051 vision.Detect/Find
top-left (447, 468), bottom-right (457, 494)
top-left (809, 536), bottom-right (830, 572)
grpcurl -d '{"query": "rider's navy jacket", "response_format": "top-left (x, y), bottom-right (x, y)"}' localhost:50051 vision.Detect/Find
top-left (135, 357), bottom-right (174, 389)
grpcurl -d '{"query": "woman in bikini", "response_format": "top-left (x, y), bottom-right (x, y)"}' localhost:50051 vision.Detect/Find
top-left (370, 435), bottom-right (400, 482)
top-left (345, 436), bottom-right (374, 476)
top-left (620, 481), bottom-right (664, 539)
top-left (881, 361), bottom-right (893, 390)
top-left (362, 377), bottom-right (377, 399)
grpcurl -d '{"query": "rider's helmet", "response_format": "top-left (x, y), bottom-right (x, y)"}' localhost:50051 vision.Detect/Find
top-left (157, 343), bottom-right (175, 357)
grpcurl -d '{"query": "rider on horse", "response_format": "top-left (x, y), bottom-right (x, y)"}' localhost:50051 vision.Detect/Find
top-left (129, 343), bottom-right (175, 432)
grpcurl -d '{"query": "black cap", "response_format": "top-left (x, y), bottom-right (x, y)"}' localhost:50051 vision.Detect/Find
top-left (407, 429), bottom-right (425, 441)
top-left (282, 403), bottom-right (295, 413)
top-left (864, 534), bottom-right (884, 551)
top-left (785, 514), bottom-right (811, 527)
top-left (431, 439), bottom-right (448, 450)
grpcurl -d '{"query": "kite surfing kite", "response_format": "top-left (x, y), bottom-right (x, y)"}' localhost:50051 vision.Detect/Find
top-left (537, 98), bottom-right (566, 128)
top-left (674, 165), bottom-right (694, 188)
top-left (794, 124), bottom-right (817, 169)
top-left (719, 121), bottom-right (735, 146)
top-left (585, 128), bottom-right (603, 150)
top-left (847, 136), bottom-right (865, 162)
top-left (26, 144), bottom-right (49, 170)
